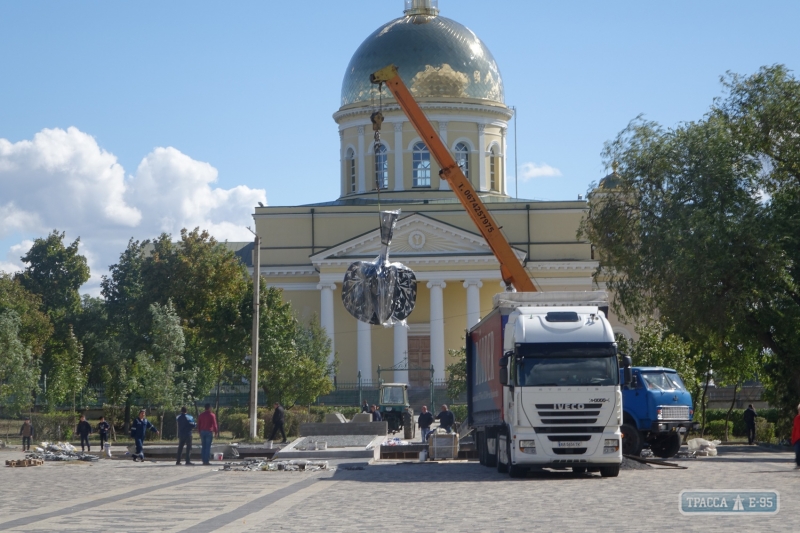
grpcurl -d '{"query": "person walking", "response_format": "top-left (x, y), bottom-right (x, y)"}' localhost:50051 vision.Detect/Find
top-left (130, 409), bottom-right (159, 462)
top-left (436, 404), bottom-right (455, 433)
top-left (175, 406), bottom-right (196, 465)
top-left (418, 405), bottom-right (434, 443)
top-left (268, 403), bottom-right (287, 444)
top-left (19, 418), bottom-right (34, 451)
top-left (792, 403), bottom-right (800, 469)
top-left (97, 416), bottom-right (111, 451)
top-left (370, 405), bottom-right (382, 422)
top-left (743, 404), bottom-right (757, 445)
top-left (197, 403), bottom-right (218, 465)
top-left (76, 414), bottom-right (92, 452)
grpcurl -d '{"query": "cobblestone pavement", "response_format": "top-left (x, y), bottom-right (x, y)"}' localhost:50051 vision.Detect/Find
top-left (1, 446), bottom-right (798, 532)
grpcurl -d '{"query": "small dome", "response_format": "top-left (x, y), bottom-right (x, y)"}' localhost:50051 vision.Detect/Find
top-left (341, 10), bottom-right (504, 108)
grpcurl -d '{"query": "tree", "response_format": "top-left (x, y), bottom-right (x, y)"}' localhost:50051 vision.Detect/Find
top-left (0, 310), bottom-right (41, 413)
top-left (44, 326), bottom-right (88, 411)
top-left (580, 65), bottom-right (800, 422)
top-left (446, 345), bottom-right (467, 400)
top-left (0, 273), bottom-right (53, 361)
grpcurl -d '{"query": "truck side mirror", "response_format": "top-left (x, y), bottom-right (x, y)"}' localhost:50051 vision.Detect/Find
top-left (498, 354), bottom-right (509, 386)
top-left (621, 354), bottom-right (632, 387)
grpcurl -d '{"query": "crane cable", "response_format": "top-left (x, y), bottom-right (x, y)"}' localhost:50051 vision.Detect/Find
top-left (370, 82), bottom-right (385, 219)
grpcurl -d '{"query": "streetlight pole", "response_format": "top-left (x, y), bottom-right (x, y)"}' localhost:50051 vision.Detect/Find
top-left (249, 231), bottom-right (261, 440)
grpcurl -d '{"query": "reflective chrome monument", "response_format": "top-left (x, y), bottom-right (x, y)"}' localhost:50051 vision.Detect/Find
top-left (341, 210), bottom-right (417, 326)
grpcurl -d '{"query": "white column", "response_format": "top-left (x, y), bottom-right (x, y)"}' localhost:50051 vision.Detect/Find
top-left (501, 126), bottom-right (508, 195)
top-left (357, 319), bottom-right (372, 383)
top-left (463, 279), bottom-right (483, 331)
top-left (317, 283), bottom-right (336, 371)
top-left (427, 280), bottom-right (447, 382)
top-left (357, 126), bottom-right (366, 193)
top-left (478, 123), bottom-right (487, 191)
top-left (394, 122), bottom-right (404, 191)
top-left (393, 322), bottom-right (409, 383)
top-left (339, 130), bottom-right (345, 196)
top-left (438, 121), bottom-right (450, 190)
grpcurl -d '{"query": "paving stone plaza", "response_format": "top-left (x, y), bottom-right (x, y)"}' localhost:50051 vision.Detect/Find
top-left (1, 445), bottom-right (798, 532)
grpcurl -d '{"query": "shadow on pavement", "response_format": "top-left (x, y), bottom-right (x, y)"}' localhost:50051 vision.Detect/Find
top-left (328, 461), bottom-right (611, 482)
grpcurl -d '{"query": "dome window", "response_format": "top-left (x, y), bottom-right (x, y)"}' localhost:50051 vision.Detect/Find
top-left (413, 142), bottom-right (431, 188)
top-left (455, 142), bottom-right (470, 180)
top-left (374, 144), bottom-right (388, 190)
top-left (347, 148), bottom-right (356, 194)
top-left (489, 146), bottom-right (497, 191)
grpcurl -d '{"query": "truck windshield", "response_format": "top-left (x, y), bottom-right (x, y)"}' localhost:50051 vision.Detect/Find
top-left (381, 386), bottom-right (405, 404)
top-left (641, 372), bottom-right (686, 392)
top-left (515, 343), bottom-right (618, 387)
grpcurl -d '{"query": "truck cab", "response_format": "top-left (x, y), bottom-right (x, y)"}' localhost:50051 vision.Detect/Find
top-left (620, 367), bottom-right (693, 458)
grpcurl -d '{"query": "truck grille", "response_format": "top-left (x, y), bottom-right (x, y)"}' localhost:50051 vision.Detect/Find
top-left (536, 403), bottom-right (602, 425)
top-left (658, 405), bottom-right (690, 420)
top-left (552, 448), bottom-right (587, 455)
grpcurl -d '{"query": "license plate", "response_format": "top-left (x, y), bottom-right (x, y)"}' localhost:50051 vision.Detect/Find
top-left (557, 441), bottom-right (582, 447)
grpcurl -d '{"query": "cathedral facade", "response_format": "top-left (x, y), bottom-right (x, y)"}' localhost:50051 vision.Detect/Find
top-left (252, 0), bottom-right (623, 384)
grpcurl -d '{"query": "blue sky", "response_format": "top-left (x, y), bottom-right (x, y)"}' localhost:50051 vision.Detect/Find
top-left (1, 0), bottom-right (799, 290)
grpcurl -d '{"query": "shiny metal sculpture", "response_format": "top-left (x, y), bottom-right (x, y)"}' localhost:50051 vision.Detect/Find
top-left (341, 210), bottom-right (417, 326)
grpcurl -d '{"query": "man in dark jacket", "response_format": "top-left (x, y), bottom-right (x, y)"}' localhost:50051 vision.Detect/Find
top-left (130, 409), bottom-right (159, 462)
top-left (370, 404), bottom-right (382, 422)
top-left (743, 404), bottom-right (757, 445)
top-left (97, 416), bottom-right (111, 451)
top-left (361, 400), bottom-right (370, 413)
top-left (76, 415), bottom-right (92, 452)
top-left (176, 406), bottom-right (196, 465)
top-left (268, 403), bottom-right (287, 443)
top-left (418, 405), bottom-right (434, 442)
top-left (436, 404), bottom-right (455, 433)
top-left (19, 418), bottom-right (34, 451)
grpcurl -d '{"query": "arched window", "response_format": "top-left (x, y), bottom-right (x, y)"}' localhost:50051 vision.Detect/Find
top-left (412, 142), bottom-right (431, 187)
top-left (489, 146), bottom-right (497, 191)
top-left (455, 142), bottom-right (470, 180)
top-left (347, 148), bottom-right (356, 193)
top-left (374, 144), bottom-right (388, 190)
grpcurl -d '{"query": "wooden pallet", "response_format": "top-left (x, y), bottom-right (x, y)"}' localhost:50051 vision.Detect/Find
top-left (5, 459), bottom-right (44, 467)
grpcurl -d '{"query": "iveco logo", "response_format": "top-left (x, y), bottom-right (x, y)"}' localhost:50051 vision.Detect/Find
top-left (554, 403), bottom-right (584, 410)
top-left (590, 398), bottom-right (609, 403)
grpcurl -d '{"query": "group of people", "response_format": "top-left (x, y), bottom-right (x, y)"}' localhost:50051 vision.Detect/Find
top-left (19, 415), bottom-right (111, 453)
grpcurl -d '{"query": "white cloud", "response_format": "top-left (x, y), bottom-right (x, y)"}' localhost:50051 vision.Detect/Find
top-left (0, 127), bottom-right (267, 292)
top-left (518, 162), bottom-right (562, 181)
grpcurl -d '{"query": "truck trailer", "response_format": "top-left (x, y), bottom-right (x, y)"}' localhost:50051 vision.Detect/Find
top-left (468, 291), bottom-right (630, 477)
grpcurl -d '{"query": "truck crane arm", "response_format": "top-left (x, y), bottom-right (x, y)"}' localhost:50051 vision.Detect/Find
top-left (370, 65), bottom-right (536, 293)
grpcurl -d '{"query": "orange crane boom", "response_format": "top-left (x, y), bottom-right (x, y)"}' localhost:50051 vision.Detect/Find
top-left (370, 64), bottom-right (536, 292)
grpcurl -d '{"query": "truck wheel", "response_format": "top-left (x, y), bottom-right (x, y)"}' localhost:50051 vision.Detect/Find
top-left (506, 438), bottom-right (527, 478)
top-left (621, 424), bottom-right (642, 456)
top-left (403, 412), bottom-right (415, 440)
top-left (497, 436), bottom-right (509, 473)
top-left (486, 432), bottom-right (498, 467)
top-left (600, 464), bottom-right (620, 477)
top-left (651, 433), bottom-right (681, 459)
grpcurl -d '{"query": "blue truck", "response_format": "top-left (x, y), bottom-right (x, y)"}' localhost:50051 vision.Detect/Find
top-left (620, 367), bottom-right (694, 458)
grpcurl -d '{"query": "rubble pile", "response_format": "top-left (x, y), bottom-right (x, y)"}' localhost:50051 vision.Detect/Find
top-left (220, 459), bottom-right (330, 472)
top-left (382, 437), bottom-right (411, 446)
top-left (687, 438), bottom-right (720, 457)
top-left (26, 442), bottom-right (99, 462)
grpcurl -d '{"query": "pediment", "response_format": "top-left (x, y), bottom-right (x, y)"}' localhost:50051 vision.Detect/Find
top-left (311, 213), bottom-right (525, 262)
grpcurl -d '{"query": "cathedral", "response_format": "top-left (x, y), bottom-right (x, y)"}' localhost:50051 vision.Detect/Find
top-left (251, 0), bottom-right (628, 385)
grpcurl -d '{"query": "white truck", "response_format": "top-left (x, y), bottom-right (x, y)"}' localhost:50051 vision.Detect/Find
top-left (468, 291), bottom-right (631, 477)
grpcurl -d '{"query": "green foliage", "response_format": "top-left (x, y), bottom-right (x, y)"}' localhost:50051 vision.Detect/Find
top-left (226, 414), bottom-right (264, 439)
top-left (44, 326), bottom-right (88, 411)
top-left (755, 417), bottom-right (776, 444)
top-left (0, 273), bottom-right (52, 360)
top-left (446, 345), bottom-right (467, 400)
top-left (450, 404), bottom-right (467, 423)
top-left (705, 420), bottom-right (733, 439)
top-left (581, 65), bottom-right (800, 419)
top-left (0, 310), bottom-right (40, 413)
top-left (30, 412), bottom-right (78, 441)
top-left (618, 322), bottom-right (696, 390)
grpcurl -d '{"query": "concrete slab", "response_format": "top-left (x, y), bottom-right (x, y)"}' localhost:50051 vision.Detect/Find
top-left (300, 422), bottom-right (387, 436)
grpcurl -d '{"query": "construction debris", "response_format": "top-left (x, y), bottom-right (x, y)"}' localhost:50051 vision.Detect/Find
top-left (25, 442), bottom-right (99, 462)
top-left (687, 438), bottom-right (720, 457)
top-left (6, 459), bottom-right (44, 467)
top-left (219, 458), bottom-right (330, 472)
